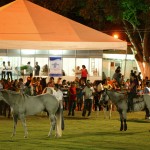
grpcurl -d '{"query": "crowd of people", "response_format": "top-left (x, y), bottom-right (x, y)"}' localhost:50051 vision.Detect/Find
top-left (0, 64), bottom-right (150, 119)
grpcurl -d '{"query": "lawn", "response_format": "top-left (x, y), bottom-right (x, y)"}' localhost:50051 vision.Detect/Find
top-left (0, 111), bottom-right (150, 150)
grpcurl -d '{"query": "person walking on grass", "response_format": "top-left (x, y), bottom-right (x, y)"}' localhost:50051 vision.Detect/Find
top-left (68, 82), bottom-right (77, 116)
top-left (82, 82), bottom-right (95, 117)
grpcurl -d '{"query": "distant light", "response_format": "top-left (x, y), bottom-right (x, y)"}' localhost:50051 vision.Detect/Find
top-left (21, 49), bottom-right (35, 55)
top-left (50, 50), bottom-right (63, 55)
top-left (113, 34), bottom-right (119, 39)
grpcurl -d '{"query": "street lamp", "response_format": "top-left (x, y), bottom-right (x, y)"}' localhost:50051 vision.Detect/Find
top-left (113, 34), bottom-right (119, 39)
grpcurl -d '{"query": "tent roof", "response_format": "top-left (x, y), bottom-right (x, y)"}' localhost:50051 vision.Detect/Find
top-left (0, 0), bottom-right (127, 50)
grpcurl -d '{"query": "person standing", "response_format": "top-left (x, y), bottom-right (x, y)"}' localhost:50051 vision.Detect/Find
top-left (6, 61), bottom-right (13, 81)
top-left (18, 78), bottom-right (25, 94)
top-left (68, 82), bottom-right (77, 116)
top-left (112, 66), bottom-right (122, 86)
top-left (0, 80), bottom-right (3, 115)
top-left (1, 61), bottom-right (6, 79)
top-left (26, 62), bottom-right (33, 75)
top-left (34, 62), bottom-right (40, 76)
top-left (57, 77), bottom-right (62, 85)
top-left (137, 72), bottom-right (142, 81)
top-left (76, 85), bottom-right (83, 111)
top-left (143, 82), bottom-right (150, 119)
top-left (128, 73), bottom-right (138, 112)
top-left (81, 65), bottom-right (88, 84)
top-left (82, 82), bottom-right (95, 117)
top-left (75, 66), bottom-right (81, 79)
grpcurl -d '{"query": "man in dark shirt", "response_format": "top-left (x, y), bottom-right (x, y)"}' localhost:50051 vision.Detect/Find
top-left (128, 73), bottom-right (138, 112)
top-left (35, 62), bottom-right (40, 76)
top-left (1, 61), bottom-right (6, 79)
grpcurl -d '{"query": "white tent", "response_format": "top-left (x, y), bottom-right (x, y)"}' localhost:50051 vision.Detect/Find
top-left (0, 0), bottom-right (127, 50)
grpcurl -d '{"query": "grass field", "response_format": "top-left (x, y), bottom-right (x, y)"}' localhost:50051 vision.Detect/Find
top-left (0, 110), bottom-right (150, 150)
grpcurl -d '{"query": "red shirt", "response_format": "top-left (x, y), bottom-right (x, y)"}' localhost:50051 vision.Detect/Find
top-left (81, 69), bottom-right (88, 77)
top-left (69, 86), bottom-right (76, 101)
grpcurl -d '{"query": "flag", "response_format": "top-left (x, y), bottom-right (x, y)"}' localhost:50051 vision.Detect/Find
top-left (49, 56), bottom-right (62, 77)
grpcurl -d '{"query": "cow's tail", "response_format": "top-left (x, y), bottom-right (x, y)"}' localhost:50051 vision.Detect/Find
top-left (55, 100), bottom-right (64, 137)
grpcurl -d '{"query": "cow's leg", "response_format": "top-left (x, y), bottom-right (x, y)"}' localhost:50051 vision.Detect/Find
top-left (11, 114), bottom-right (18, 137)
top-left (124, 119), bottom-right (127, 131)
top-left (20, 114), bottom-right (28, 138)
top-left (48, 114), bottom-right (56, 137)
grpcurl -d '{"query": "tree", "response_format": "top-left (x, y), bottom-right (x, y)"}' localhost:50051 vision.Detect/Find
top-left (107, 0), bottom-right (150, 79)
top-left (78, 0), bottom-right (150, 78)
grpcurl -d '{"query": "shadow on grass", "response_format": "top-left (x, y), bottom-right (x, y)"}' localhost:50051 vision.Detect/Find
top-left (127, 119), bottom-right (150, 123)
top-left (64, 116), bottom-right (90, 120)
top-left (61, 130), bottom-right (147, 140)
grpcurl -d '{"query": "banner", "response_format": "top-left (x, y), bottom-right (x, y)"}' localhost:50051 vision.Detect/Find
top-left (49, 56), bottom-right (62, 77)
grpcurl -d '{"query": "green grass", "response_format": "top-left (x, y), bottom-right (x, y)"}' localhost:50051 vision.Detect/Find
top-left (0, 111), bottom-right (150, 150)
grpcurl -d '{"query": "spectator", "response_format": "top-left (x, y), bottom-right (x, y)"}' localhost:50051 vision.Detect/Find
top-left (1, 61), bottom-right (6, 79)
top-left (0, 80), bottom-right (3, 115)
top-left (34, 62), bottom-right (40, 76)
top-left (40, 78), bottom-right (47, 91)
top-left (47, 77), bottom-right (55, 87)
top-left (30, 77), bottom-right (37, 96)
top-left (123, 79), bottom-right (130, 90)
top-left (42, 64), bottom-right (48, 76)
top-left (24, 81), bottom-right (32, 96)
top-left (93, 81), bottom-right (101, 111)
top-left (61, 80), bottom-right (69, 110)
top-left (137, 72), bottom-right (142, 81)
top-left (76, 84), bottom-right (83, 111)
top-left (11, 79), bottom-right (19, 92)
top-left (27, 73), bottom-right (33, 84)
top-left (57, 77), bottom-right (62, 85)
top-left (68, 82), bottom-right (77, 116)
top-left (112, 66), bottom-right (122, 86)
top-left (82, 82), bottom-right (95, 117)
top-left (26, 62), bottom-right (33, 75)
top-left (75, 66), bottom-right (81, 79)
top-left (0, 80), bottom-right (3, 90)
top-left (62, 70), bottom-right (65, 76)
top-left (143, 82), bottom-right (150, 94)
top-left (102, 78), bottom-right (112, 89)
top-left (6, 61), bottom-right (13, 81)
top-left (81, 65), bottom-right (88, 84)
top-left (53, 84), bottom-right (64, 101)
top-left (18, 78), bottom-right (25, 94)
top-left (143, 82), bottom-right (150, 119)
top-left (128, 73), bottom-right (138, 112)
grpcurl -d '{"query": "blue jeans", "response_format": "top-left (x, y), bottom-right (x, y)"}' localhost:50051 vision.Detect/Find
top-left (68, 101), bottom-right (76, 116)
top-left (82, 99), bottom-right (92, 116)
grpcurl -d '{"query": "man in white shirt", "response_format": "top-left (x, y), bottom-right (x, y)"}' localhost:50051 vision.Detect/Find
top-left (53, 84), bottom-right (64, 103)
top-left (82, 82), bottom-right (95, 117)
top-left (75, 66), bottom-right (81, 79)
top-left (26, 62), bottom-right (33, 75)
top-left (6, 61), bottom-right (13, 81)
